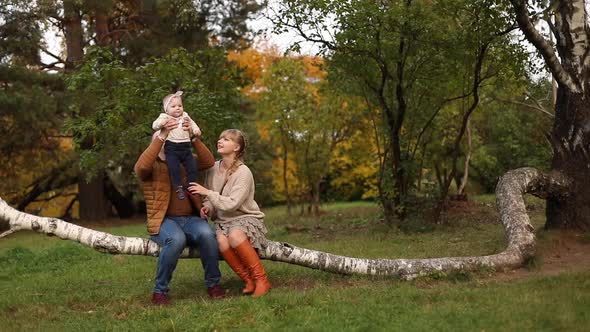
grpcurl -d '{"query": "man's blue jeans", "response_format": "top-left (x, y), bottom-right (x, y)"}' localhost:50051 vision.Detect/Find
top-left (150, 216), bottom-right (221, 294)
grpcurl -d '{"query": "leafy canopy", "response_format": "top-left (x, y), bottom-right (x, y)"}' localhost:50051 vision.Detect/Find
top-left (66, 47), bottom-right (244, 179)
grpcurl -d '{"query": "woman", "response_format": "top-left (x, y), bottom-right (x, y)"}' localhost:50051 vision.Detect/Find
top-left (188, 129), bottom-right (271, 297)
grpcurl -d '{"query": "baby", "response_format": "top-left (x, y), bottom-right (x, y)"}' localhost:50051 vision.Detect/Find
top-left (152, 91), bottom-right (202, 200)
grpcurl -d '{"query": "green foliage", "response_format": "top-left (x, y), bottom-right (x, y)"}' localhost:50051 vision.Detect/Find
top-left (65, 47), bottom-right (243, 179)
top-left (0, 65), bottom-right (65, 159)
top-left (257, 57), bottom-right (365, 206)
top-left (115, 0), bottom-right (263, 64)
top-left (276, 0), bottom-right (532, 220)
top-left (0, 0), bottom-right (266, 215)
top-left (470, 80), bottom-right (552, 192)
top-left (0, 0), bottom-right (43, 65)
top-left (0, 64), bottom-right (71, 199)
top-left (240, 118), bottom-right (276, 206)
top-left (0, 0), bottom-right (558, 220)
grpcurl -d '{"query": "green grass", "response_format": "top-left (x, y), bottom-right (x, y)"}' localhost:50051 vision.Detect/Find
top-left (1, 199), bottom-right (588, 331)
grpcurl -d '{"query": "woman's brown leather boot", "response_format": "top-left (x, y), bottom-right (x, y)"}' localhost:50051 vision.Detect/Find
top-left (220, 247), bottom-right (255, 294)
top-left (234, 240), bottom-right (271, 297)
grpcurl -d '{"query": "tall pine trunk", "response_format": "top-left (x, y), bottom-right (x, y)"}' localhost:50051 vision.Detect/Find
top-left (64, 0), bottom-right (110, 220)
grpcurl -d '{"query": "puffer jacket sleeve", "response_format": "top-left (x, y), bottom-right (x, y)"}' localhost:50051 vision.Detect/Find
top-left (192, 138), bottom-right (215, 171)
top-left (152, 113), bottom-right (169, 130)
top-left (134, 138), bottom-right (165, 180)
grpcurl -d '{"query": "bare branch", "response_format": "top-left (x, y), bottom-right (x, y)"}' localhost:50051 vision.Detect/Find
top-left (279, 20), bottom-right (336, 51)
top-left (0, 229), bottom-right (16, 239)
top-left (41, 62), bottom-right (65, 71)
top-left (33, 192), bottom-right (76, 203)
top-left (40, 47), bottom-right (65, 64)
top-left (410, 92), bottom-right (474, 158)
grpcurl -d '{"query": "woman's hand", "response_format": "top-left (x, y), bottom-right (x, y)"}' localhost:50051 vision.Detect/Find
top-left (187, 182), bottom-right (210, 196)
top-left (200, 206), bottom-right (210, 219)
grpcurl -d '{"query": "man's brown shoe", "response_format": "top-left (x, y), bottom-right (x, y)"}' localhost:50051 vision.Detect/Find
top-left (207, 284), bottom-right (226, 299)
top-left (151, 292), bottom-right (170, 306)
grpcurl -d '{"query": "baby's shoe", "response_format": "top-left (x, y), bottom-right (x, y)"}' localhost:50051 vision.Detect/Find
top-left (175, 186), bottom-right (186, 200)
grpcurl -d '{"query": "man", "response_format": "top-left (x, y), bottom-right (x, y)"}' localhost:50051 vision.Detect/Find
top-left (134, 118), bottom-right (224, 305)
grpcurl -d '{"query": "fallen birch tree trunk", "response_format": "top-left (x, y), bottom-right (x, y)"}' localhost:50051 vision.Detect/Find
top-left (0, 167), bottom-right (569, 280)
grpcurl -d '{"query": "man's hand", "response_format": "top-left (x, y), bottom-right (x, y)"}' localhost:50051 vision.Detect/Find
top-left (159, 118), bottom-right (179, 139)
top-left (182, 117), bottom-right (191, 132)
top-left (183, 117), bottom-right (202, 138)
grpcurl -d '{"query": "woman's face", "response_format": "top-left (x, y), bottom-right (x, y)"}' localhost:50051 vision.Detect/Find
top-left (217, 134), bottom-right (240, 156)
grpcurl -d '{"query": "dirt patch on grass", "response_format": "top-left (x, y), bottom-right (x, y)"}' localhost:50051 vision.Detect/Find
top-left (494, 230), bottom-right (590, 282)
top-left (444, 200), bottom-right (499, 224)
top-left (281, 277), bottom-right (320, 291)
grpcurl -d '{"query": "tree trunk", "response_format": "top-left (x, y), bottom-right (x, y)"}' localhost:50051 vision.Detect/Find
top-left (63, 0), bottom-right (84, 71)
top-left (377, 156), bottom-right (397, 225)
top-left (381, 199), bottom-right (396, 225)
top-left (434, 43), bottom-right (488, 223)
top-left (457, 118), bottom-right (472, 196)
top-left (508, 0), bottom-right (590, 231)
top-left (546, 88), bottom-right (590, 230)
top-left (78, 174), bottom-right (111, 220)
top-left (390, 130), bottom-right (406, 218)
top-left (92, 0), bottom-right (113, 47)
top-left (104, 175), bottom-right (135, 218)
top-left (546, 0), bottom-right (590, 230)
top-left (63, 0), bottom-right (111, 221)
top-left (0, 167), bottom-right (560, 279)
top-left (391, 34), bottom-right (408, 220)
top-left (434, 163), bottom-right (444, 191)
top-left (282, 143), bottom-right (292, 216)
top-left (312, 180), bottom-right (321, 217)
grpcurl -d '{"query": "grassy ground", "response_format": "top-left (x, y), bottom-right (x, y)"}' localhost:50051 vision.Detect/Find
top-left (1, 198), bottom-right (589, 331)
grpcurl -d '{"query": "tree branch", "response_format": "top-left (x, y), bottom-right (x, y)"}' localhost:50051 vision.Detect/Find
top-left (508, 0), bottom-right (578, 91)
top-left (41, 61), bottom-right (64, 71)
top-left (490, 95), bottom-right (555, 118)
top-left (13, 159), bottom-right (78, 211)
top-left (40, 47), bottom-right (66, 64)
top-left (0, 167), bottom-right (569, 279)
top-left (410, 92), bottom-right (474, 158)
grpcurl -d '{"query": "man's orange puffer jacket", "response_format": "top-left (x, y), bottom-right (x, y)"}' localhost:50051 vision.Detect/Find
top-left (134, 138), bottom-right (215, 235)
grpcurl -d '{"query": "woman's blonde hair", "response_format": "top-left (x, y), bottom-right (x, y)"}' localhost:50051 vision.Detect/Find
top-left (220, 129), bottom-right (246, 179)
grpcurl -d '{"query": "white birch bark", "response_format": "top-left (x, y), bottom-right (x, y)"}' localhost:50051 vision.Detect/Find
top-left (0, 167), bottom-right (568, 279)
top-left (508, 0), bottom-right (579, 92)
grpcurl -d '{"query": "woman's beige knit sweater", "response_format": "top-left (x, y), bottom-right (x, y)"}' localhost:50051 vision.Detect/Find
top-left (202, 161), bottom-right (265, 223)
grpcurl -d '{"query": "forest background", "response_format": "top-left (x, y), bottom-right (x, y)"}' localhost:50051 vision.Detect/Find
top-left (0, 0), bottom-right (553, 226)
